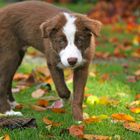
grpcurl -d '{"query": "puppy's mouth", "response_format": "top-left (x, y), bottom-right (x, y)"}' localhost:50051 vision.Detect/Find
top-left (57, 59), bottom-right (87, 69)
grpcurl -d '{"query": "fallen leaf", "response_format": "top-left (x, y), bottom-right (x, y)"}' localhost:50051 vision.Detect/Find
top-left (84, 93), bottom-right (93, 98)
top-left (84, 116), bottom-right (101, 124)
top-left (111, 113), bottom-right (135, 122)
top-left (83, 134), bottom-right (111, 140)
top-left (124, 122), bottom-right (140, 133)
top-left (31, 105), bottom-right (46, 112)
top-left (83, 112), bottom-right (90, 119)
top-left (100, 73), bottom-right (110, 82)
top-left (89, 72), bottom-right (96, 77)
top-left (99, 97), bottom-right (119, 107)
top-left (127, 100), bottom-right (140, 109)
top-left (31, 89), bottom-right (45, 98)
top-left (131, 49), bottom-right (140, 58)
top-left (13, 73), bottom-right (29, 81)
top-left (135, 70), bottom-right (140, 76)
top-left (130, 107), bottom-right (140, 113)
top-left (51, 108), bottom-right (65, 113)
top-left (47, 100), bottom-right (63, 109)
top-left (4, 134), bottom-right (10, 140)
top-left (127, 76), bottom-right (136, 83)
top-left (32, 66), bottom-right (53, 83)
top-left (12, 88), bottom-right (20, 93)
top-left (36, 99), bottom-right (49, 107)
top-left (135, 94), bottom-right (140, 100)
top-left (86, 96), bottom-right (99, 105)
top-left (69, 125), bottom-right (84, 138)
top-left (15, 104), bottom-right (23, 110)
top-left (43, 117), bottom-right (61, 127)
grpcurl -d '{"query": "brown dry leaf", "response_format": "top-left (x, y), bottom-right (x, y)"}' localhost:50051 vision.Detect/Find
top-left (135, 94), bottom-right (140, 100)
top-left (111, 113), bottom-right (135, 122)
top-left (51, 108), bottom-right (65, 113)
top-left (69, 125), bottom-right (84, 138)
top-left (130, 107), bottom-right (140, 113)
top-left (33, 66), bottom-right (53, 83)
top-left (15, 104), bottom-right (23, 110)
top-left (31, 105), bottom-right (46, 112)
top-left (43, 117), bottom-right (61, 127)
top-left (83, 134), bottom-right (112, 140)
top-left (84, 116), bottom-right (101, 124)
top-left (31, 89), bottom-right (45, 98)
top-left (13, 73), bottom-right (29, 81)
top-left (4, 134), bottom-right (10, 140)
top-left (124, 122), bottom-right (140, 133)
top-left (36, 99), bottom-right (49, 107)
top-left (131, 49), bottom-right (140, 58)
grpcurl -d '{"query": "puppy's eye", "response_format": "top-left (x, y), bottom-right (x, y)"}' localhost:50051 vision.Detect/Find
top-left (76, 36), bottom-right (84, 45)
top-left (56, 38), bottom-right (66, 46)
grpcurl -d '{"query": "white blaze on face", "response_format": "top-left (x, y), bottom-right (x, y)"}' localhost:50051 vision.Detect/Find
top-left (59, 13), bottom-right (82, 68)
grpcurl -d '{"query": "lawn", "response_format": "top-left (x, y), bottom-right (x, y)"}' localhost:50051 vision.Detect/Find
top-left (0, 1), bottom-right (140, 140)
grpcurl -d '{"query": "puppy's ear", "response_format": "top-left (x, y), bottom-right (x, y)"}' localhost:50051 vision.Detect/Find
top-left (84, 18), bottom-right (102, 37)
top-left (77, 14), bottom-right (102, 37)
top-left (40, 14), bottom-right (64, 38)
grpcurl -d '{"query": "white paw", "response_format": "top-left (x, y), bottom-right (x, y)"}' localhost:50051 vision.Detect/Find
top-left (8, 100), bottom-right (19, 109)
top-left (5, 110), bottom-right (23, 116)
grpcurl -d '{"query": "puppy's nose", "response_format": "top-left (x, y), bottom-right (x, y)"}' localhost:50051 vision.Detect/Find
top-left (67, 57), bottom-right (77, 66)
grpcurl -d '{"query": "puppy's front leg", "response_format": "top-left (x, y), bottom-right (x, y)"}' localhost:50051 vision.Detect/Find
top-left (73, 64), bottom-right (89, 121)
top-left (48, 64), bottom-right (70, 99)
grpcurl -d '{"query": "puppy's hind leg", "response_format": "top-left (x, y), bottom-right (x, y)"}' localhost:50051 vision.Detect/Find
top-left (0, 49), bottom-right (24, 116)
top-left (7, 49), bottom-right (25, 109)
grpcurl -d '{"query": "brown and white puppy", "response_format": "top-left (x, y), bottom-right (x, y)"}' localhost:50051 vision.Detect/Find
top-left (0, 1), bottom-right (101, 120)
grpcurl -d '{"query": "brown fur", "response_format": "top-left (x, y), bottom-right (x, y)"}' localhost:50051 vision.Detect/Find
top-left (0, 1), bottom-right (101, 120)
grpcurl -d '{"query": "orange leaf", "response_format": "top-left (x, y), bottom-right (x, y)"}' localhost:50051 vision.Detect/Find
top-left (31, 105), bottom-right (46, 112)
top-left (4, 134), bottom-right (10, 140)
top-left (84, 93), bottom-right (93, 98)
top-left (51, 108), bottom-right (65, 113)
top-left (123, 122), bottom-right (140, 133)
top-left (13, 73), bottom-right (29, 81)
top-left (84, 116), bottom-right (101, 124)
top-left (111, 113), bottom-right (135, 122)
top-left (37, 99), bottom-right (48, 107)
top-left (130, 107), bottom-right (140, 113)
top-left (83, 134), bottom-right (111, 140)
top-left (135, 94), bottom-right (140, 100)
top-left (43, 117), bottom-right (61, 127)
top-left (69, 125), bottom-right (84, 138)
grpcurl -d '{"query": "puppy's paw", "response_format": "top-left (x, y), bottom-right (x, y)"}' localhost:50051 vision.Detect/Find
top-left (8, 101), bottom-right (20, 109)
top-left (5, 110), bottom-right (23, 116)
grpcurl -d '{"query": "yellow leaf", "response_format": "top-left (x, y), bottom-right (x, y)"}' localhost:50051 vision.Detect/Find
top-left (83, 134), bottom-right (112, 140)
top-left (130, 107), bottom-right (140, 113)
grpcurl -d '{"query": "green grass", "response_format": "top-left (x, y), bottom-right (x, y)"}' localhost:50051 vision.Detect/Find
top-left (0, 1), bottom-right (140, 140)
top-left (1, 59), bottom-right (140, 140)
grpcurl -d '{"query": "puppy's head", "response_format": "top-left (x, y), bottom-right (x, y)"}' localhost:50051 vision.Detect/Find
top-left (40, 12), bottom-right (102, 69)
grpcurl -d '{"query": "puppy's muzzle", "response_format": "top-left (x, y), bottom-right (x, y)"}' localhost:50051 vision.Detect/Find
top-left (67, 57), bottom-right (77, 66)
